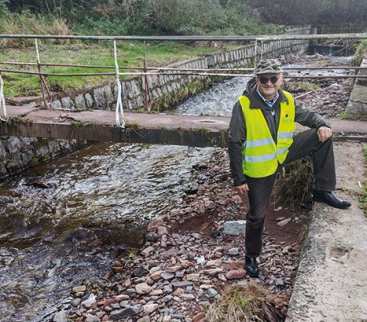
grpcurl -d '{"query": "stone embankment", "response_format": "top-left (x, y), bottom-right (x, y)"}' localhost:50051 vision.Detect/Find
top-left (49, 28), bottom-right (310, 112)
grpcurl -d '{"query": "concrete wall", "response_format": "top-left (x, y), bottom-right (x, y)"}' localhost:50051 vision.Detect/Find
top-left (0, 27), bottom-right (310, 180)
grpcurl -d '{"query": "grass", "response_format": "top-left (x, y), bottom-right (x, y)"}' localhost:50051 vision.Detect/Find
top-left (361, 145), bottom-right (367, 216)
top-left (0, 41), bottom-right (236, 97)
top-left (205, 282), bottom-right (285, 322)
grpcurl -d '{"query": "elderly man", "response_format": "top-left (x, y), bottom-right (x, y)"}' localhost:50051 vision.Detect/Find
top-left (228, 59), bottom-right (351, 278)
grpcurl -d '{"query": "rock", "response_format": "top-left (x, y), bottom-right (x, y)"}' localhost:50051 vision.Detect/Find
top-left (150, 271), bottom-right (162, 281)
top-left (226, 247), bottom-right (240, 256)
top-left (110, 307), bottom-right (138, 320)
top-left (206, 259), bottom-right (222, 267)
top-left (133, 266), bottom-right (148, 277)
top-left (166, 265), bottom-right (182, 273)
top-left (223, 220), bottom-right (246, 236)
top-left (203, 268), bottom-right (223, 276)
top-left (181, 293), bottom-right (195, 300)
top-left (114, 294), bottom-right (130, 301)
top-left (72, 285), bottom-right (87, 294)
top-left (135, 283), bottom-right (152, 295)
top-left (195, 256), bottom-right (206, 265)
top-left (157, 226), bottom-right (169, 236)
top-left (225, 269), bottom-right (246, 280)
top-left (137, 316), bottom-right (151, 322)
top-left (82, 293), bottom-right (96, 308)
top-left (150, 289), bottom-right (163, 296)
top-left (145, 232), bottom-right (159, 242)
top-left (53, 310), bottom-right (67, 322)
top-left (85, 314), bottom-right (101, 322)
top-left (186, 273), bottom-right (201, 281)
top-left (218, 274), bottom-right (227, 282)
top-left (172, 281), bottom-right (193, 288)
top-left (141, 246), bottom-right (155, 257)
top-left (207, 288), bottom-right (219, 298)
top-left (161, 272), bottom-right (175, 280)
top-left (143, 303), bottom-right (159, 314)
top-left (277, 218), bottom-right (291, 226)
top-left (71, 298), bottom-right (81, 307)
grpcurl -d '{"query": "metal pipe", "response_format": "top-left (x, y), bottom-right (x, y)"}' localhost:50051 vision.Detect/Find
top-left (0, 33), bottom-right (366, 42)
top-left (1, 61), bottom-right (366, 72)
top-left (1, 68), bottom-right (367, 79)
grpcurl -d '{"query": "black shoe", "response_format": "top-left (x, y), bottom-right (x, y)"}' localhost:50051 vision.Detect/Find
top-left (313, 190), bottom-right (351, 209)
top-left (245, 256), bottom-right (259, 278)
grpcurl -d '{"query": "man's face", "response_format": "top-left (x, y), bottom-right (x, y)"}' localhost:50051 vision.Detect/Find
top-left (256, 73), bottom-right (283, 99)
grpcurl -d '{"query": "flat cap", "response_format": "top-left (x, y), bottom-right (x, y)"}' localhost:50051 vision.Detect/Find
top-left (255, 59), bottom-right (283, 75)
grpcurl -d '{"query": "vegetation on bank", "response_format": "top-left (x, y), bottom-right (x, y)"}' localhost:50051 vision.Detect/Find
top-left (0, 0), bottom-right (281, 37)
top-left (352, 40), bottom-right (367, 66)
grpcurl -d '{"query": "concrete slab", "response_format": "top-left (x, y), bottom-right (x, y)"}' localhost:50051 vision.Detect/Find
top-left (1, 106), bottom-right (367, 147)
top-left (286, 142), bottom-right (367, 322)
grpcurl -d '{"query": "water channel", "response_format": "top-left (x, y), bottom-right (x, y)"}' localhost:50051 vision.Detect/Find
top-left (0, 54), bottom-right (351, 321)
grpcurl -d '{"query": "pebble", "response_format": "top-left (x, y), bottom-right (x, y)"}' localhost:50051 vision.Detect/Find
top-left (161, 272), bottom-right (175, 280)
top-left (85, 314), bottom-right (101, 322)
top-left (110, 306), bottom-right (138, 320)
top-left (53, 310), bottom-right (67, 322)
top-left (141, 246), bottom-right (155, 257)
top-left (143, 303), bottom-right (159, 314)
top-left (82, 293), bottom-right (96, 308)
top-left (225, 269), bottom-right (246, 280)
top-left (72, 285), bottom-right (86, 294)
top-left (226, 247), bottom-right (240, 256)
top-left (206, 288), bottom-right (218, 298)
top-left (71, 298), bottom-right (81, 307)
top-left (135, 283), bottom-right (152, 295)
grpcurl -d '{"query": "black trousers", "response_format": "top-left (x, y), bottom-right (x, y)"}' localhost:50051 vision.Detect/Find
top-left (245, 129), bottom-right (336, 257)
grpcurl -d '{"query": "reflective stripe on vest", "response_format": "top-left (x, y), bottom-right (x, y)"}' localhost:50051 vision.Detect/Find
top-left (239, 91), bottom-right (295, 178)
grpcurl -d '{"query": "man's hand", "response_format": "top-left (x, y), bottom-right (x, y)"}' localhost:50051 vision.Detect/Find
top-left (317, 126), bottom-right (332, 143)
top-left (234, 184), bottom-right (249, 194)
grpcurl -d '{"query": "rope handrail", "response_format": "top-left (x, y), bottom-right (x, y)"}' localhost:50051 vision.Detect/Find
top-left (0, 33), bottom-right (366, 42)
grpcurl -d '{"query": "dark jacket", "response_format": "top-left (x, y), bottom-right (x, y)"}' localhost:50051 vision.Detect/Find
top-left (228, 78), bottom-right (329, 186)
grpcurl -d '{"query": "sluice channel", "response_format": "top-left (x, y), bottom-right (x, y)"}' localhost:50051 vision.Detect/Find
top-left (0, 53), bottom-right (355, 321)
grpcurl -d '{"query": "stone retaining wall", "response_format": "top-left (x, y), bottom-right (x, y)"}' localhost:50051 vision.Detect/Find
top-left (0, 27), bottom-right (310, 180)
top-left (0, 137), bottom-right (86, 180)
top-left (346, 53), bottom-right (367, 119)
top-left (49, 27), bottom-right (311, 112)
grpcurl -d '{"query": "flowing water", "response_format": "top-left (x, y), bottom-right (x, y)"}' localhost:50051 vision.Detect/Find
top-left (0, 54), bottom-right (352, 321)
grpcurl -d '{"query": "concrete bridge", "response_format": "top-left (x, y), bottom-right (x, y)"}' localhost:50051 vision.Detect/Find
top-left (1, 104), bottom-right (367, 147)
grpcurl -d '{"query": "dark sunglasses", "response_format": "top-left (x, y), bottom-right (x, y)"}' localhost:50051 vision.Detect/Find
top-left (258, 75), bottom-right (279, 84)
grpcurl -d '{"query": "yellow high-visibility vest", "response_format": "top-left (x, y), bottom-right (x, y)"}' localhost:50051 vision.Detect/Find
top-left (239, 90), bottom-right (295, 178)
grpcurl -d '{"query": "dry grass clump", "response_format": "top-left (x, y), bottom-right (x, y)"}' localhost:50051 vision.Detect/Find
top-left (0, 13), bottom-right (70, 48)
top-left (205, 282), bottom-right (285, 322)
top-left (274, 159), bottom-right (313, 210)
